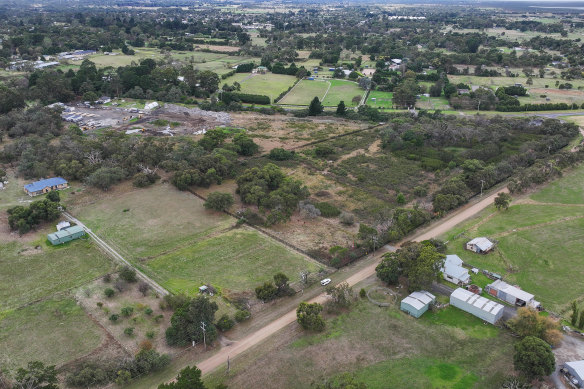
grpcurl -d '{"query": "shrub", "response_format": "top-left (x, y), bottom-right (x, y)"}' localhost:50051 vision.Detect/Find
top-left (96, 302), bottom-right (103, 308)
top-left (235, 309), bottom-right (251, 322)
top-left (255, 282), bottom-right (278, 302)
top-left (144, 307), bottom-right (153, 315)
top-left (109, 314), bottom-right (119, 322)
top-left (359, 288), bottom-right (366, 298)
top-left (216, 314), bottom-right (235, 331)
top-left (114, 280), bottom-right (127, 292)
top-left (315, 202), bottom-right (341, 217)
top-left (154, 314), bottom-right (164, 323)
top-left (121, 307), bottom-right (134, 317)
top-left (314, 145), bottom-right (334, 158)
top-left (204, 192), bottom-right (234, 212)
top-left (133, 172), bottom-right (159, 188)
top-left (103, 273), bottom-right (112, 283)
top-left (124, 327), bottom-right (134, 336)
top-left (104, 288), bottom-right (115, 298)
top-left (139, 339), bottom-right (153, 350)
top-left (138, 282), bottom-right (150, 296)
top-left (339, 211), bottom-right (354, 225)
top-left (119, 266), bottom-right (137, 283)
top-left (146, 331), bottom-right (155, 339)
top-left (268, 148), bottom-right (295, 161)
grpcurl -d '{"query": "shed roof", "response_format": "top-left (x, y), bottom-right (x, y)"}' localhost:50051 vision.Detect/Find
top-left (48, 225), bottom-right (84, 240)
top-left (402, 296), bottom-right (425, 310)
top-left (566, 361), bottom-right (584, 379)
top-left (402, 290), bottom-right (435, 310)
top-left (442, 255), bottom-right (470, 281)
top-left (451, 288), bottom-right (504, 315)
top-left (489, 279), bottom-right (534, 303)
top-left (468, 237), bottom-right (494, 251)
top-left (24, 177), bottom-right (67, 192)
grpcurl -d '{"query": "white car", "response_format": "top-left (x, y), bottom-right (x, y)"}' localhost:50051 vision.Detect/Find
top-left (320, 278), bottom-right (331, 286)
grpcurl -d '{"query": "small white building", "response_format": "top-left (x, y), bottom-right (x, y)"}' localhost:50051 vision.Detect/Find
top-left (56, 221), bottom-right (71, 231)
top-left (466, 237), bottom-right (495, 254)
top-left (450, 288), bottom-right (504, 324)
top-left (485, 279), bottom-right (540, 309)
top-left (144, 102), bottom-right (159, 111)
top-left (441, 255), bottom-right (470, 285)
top-left (400, 291), bottom-right (435, 318)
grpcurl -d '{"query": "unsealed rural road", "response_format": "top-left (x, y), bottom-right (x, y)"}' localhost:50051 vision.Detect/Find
top-left (195, 186), bottom-right (509, 375)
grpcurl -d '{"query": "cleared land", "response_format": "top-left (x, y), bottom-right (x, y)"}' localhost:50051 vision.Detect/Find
top-left (221, 73), bottom-right (297, 101)
top-left (0, 239), bottom-right (113, 311)
top-left (146, 227), bottom-right (319, 295)
top-left (442, 162), bottom-right (584, 313)
top-left (0, 296), bottom-right (103, 371)
top-left (277, 79), bottom-right (329, 105)
top-left (321, 80), bottom-right (366, 107)
top-left (204, 278), bottom-right (514, 389)
top-left (368, 90), bottom-right (393, 109)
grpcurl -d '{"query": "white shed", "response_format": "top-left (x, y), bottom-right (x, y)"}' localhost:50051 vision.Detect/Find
top-left (450, 288), bottom-right (504, 324)
top-left (565, 360), bottom-right (584, 387)
top-left (441, 254), bottom-right (470, 285)
top-left (466, 237), bottom-right (495, 254)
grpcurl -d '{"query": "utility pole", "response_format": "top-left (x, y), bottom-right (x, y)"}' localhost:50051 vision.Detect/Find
top-left (480, 180), bottom-right (486, 196)
top-left (200, 321), bottom-right (207, 351)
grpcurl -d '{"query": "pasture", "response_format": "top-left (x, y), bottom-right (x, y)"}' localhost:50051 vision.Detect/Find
top-left (204, 283), bottom-right (513, 389)
top-left (367, 90), bottom-right (393, 109)
top-left (145, 227), bottom-right (319, 295)
top-left (221, 73), bottom-right (297, 101)
top-left (442, 162), bottom-right (584, 313)
top-left (0, 296), bottom-right (103, 372)
top-left (0, 239), bottom-right (113, 311)
top-left (69, 182), bottom-right (234, 261)
top-left (321, 79), bottom-right (365, 107)
top-left (277, 79), bottom-right (329, 105)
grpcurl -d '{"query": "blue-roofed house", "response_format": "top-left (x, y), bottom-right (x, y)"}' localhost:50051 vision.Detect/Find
top-left (24, 177), bottom-right (68, 197)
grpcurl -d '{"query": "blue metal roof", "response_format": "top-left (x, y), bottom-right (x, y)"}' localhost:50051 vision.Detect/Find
top-left (24, 177), bottom-right (67, 192)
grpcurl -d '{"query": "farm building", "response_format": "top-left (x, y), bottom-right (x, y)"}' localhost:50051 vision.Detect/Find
top-left (450, 288), bottom-right (504, 324)
top-left (466, 237), bottom-right (495, 254)
top-left (485, 279), bottom-right (540, 309)
top-left (400, 290), bottom-right (435, 318)
top-left (24, 177), bottom-right (68, 197)
top-left (441, 254), bottom-right (471, 285)
top-left (56, 221), bottom-right (71, 231)
top-left (564, 360), bottom-right (584, 388)
top-left (47, 225), bottom-right (85, 245)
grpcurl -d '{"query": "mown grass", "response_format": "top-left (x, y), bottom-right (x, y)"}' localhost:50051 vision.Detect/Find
top-left (0, 239), bottom-right (113, 311)
top-left (531, 162), bottom-right (584, 204)
top-left (205, 298), bottom-right (513, 389)
top-left (321, 79), bottom-right (365, 107)
top-left (222, 73), bottom-right (297, 100)
top-left (146, 227), bottom-right (319, 295)
top-left (367, 90), bottom-right (393, 109)
top-left (422, 306), bottom-right (499, 339)
top-left (277, 79), bottom-right (329, 105)
top-left (0, 297), bottom-right (103, 372)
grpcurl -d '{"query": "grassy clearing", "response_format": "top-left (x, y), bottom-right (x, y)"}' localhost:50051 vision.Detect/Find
top-left (277, 79), bottom-right (329, 105)
top-left (222, 73), bottom-right (297, 101)
top-left (321, 80), bottom-right (365, 107)
top-left (0, 238), bottom-right (113, 311)
top-left (368, 90), bottom-right (393, 109)
top-left (146, 227), bottom-right (319, 295)
top-left (70, 182), bottom-right (234, 261)
top-left (0, 297), bottom-right (103, 372)
top-left (422, 306), bottom-right (499, 339)
top-left (205, 295), bottom-right (514, 388)
top-left (531, 162), bottom-right (584, 204)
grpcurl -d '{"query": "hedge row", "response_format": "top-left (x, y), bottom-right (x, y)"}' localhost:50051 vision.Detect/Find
top-left (221, 92), bottom-right (270, 105)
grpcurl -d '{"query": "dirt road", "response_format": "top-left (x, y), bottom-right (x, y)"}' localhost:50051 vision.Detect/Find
top-left (195, 186), bottom-right (506, 375)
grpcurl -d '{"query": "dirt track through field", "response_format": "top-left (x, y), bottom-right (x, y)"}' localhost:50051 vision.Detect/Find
top-left (194, 186), bottom-right (508, 376)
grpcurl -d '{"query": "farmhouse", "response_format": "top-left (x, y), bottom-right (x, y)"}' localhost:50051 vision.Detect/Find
top-left (564, 360), bottom-right (584, 388)
top-left (485, 279), bottom-right (540, 309)
top-left (47, 225), bottom-right (85, 245)
top-left (400, 290), bottom-right (435, 318)
top-left (441, 254), bottom-right (470, 285)
top-left (466, 237), bottom-right (495, 254)
top-left (24, 177), bottom-right (68, 197)
top-left (450, 287), bottom-right (504, 324)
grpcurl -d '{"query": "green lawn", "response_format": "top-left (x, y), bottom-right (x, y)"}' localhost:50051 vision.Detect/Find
top-left (205, 297), bottom-right (514, 388)
top-left (531, 164), bottom-right (584, 204)
top-left (222, 73), bottom-right (297, 102)
top-left (145, 227), bottom-right (319, 295)
top-left (277, 79), bottom-right (329, 105)
top-left (321, 79), bottom-right (366, 107)
top-left (0, 297), bottom-right (103, 372)
top-left (368, 90), bottom-right (393, 109)
top-left (0, 239), bottom-right (113, 312)
top-left (70, 182), bottom-right (234, 261)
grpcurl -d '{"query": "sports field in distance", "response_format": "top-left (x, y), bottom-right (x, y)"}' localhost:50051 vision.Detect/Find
top-left (367, 90), bottom-right (393, 109)
top-left (146, 227), bottom-right (320, 295)
top-left (221, 73), bottom-right (298, 101)
top-left (277, 79), bottom-right (330, 105)
top-left (321, 79), bottom-right (365, 107)
top-left (0, 296), bottom-right (104, 371)
top-left (442, 163), bottom-right (584, 313)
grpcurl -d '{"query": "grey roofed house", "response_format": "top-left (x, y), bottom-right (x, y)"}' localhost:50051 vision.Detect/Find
top-left (450, 287), bottom-right (504, 324)
top-left (466, 237), bottom-right (495, 253)
top-left (485, 279), bottom-right (540, 309)
top-left (442, 254), bottom-right (470, 285)
top-left (565, 360), bottom-right (584, 387)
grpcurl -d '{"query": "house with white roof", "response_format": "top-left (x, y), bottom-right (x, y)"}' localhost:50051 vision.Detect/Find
top-left (441, 254), bottom-right (470, 285)
top-left (466, 237), bottom-right (495, 254)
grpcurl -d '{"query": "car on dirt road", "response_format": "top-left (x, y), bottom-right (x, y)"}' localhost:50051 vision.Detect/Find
top-left (320, 278), bottom-right (331, 286)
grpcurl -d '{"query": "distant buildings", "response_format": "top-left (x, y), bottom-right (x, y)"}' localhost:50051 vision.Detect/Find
top-left (450, 288), bottom-right (504, 324)
top-left (466, 237), bottom-right (495, 254)
top-left (485, 279), bottom-right (540, 309)
top-left (400, 290), bottom-right (435, 318)
top-left (441, 254), bottom-right (470, 285)
top-left (24, 177), bottom-right (68, 197)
